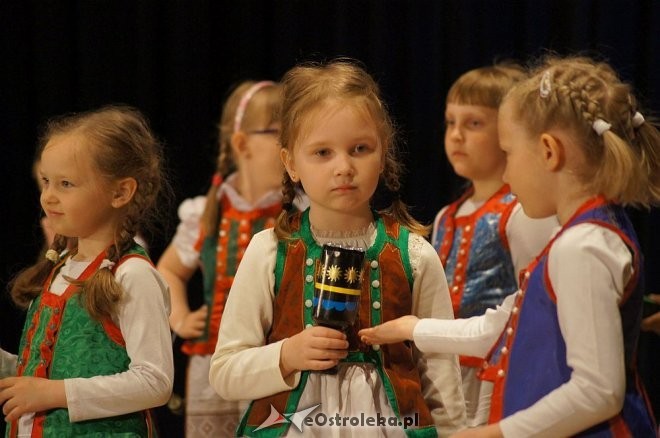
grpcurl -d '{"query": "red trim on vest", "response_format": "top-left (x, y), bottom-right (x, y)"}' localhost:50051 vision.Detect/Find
top-left (436, 185), bottom-right (514, 317)
top-left (608, 414), bottom-right (633, 436)
top-left (486, 290), bottom-right (527, 424)
top-left (183, 196), bottom-right (281, 356)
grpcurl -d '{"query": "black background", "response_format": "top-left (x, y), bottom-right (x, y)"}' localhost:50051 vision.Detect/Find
top-left (1, 1), bottom-right (658, 435)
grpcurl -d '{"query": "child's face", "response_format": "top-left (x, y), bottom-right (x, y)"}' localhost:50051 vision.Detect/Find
top-left (444, 103), bottom-right (505, 182)
top-left (498, 100), bottom-right (555, 218)
top-left (282, 100), bottom-right (383, 228)
top-left (39, 134), bottom-right (120, 241)
top-left (243, 121), bottom-right (284, 188)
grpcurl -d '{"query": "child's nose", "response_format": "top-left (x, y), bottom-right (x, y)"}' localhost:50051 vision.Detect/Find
top-left (448, 125), bottom-right (463, 141)
top-left (41, 186), bottom-right (56, 203)
top-left (334, 154), bottom-right (355, 176)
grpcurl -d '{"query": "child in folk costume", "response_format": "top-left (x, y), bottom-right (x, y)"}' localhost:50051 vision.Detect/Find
top-left (433, 63), bottom-right (558, 426)
top-left (157, 80), bottom-right (301, 436)
top-left (209, 59), bottom-right (466, 437)
top-left (0, 105), bottom-right (173, 437)
top-left (360, 56), bottom-right (659, 437)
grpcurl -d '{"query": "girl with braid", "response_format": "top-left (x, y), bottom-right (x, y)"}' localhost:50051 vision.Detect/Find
top-left (157, 80), bottom-right (302, 436)
top-left (0, 105), bottom-right (173, 437)
top-left (434, 63), bottom-right (558, 427)
top-left (210, 60), bottom-right (466, 437)
top-left (360, 56), bottom-right (659, 437)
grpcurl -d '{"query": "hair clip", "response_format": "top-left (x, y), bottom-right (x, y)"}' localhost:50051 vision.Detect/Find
top-left (233, 81), bottom-right (275, 133)
top-left (211, 172), bottom-right (223, 187)
top-left (99, 259), bottom-right (116, 270)
top-left (45, 249), bottom-right (59, 262)
top-left (539, 70), bottom-right (552, 98)
top-left (632, 111), bottom-right (645, 128)
top-left (592, 119), bottom-right (612, 136)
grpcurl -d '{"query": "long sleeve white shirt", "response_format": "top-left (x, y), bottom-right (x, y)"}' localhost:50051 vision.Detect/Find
top-left (209, 226), bottom-right (467, 436)
top-left (414, 223), bottom-right (631, 437)
top-left (3, 256), bottom-right (173, 435)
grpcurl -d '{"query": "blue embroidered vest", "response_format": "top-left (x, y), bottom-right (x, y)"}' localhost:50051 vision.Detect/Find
top-left (485, 198), bottom-right (656, 436)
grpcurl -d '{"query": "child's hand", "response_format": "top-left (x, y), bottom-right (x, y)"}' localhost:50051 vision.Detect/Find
top-left (0, 376), bottom-right (66, 422)
top-left (450, 423), bottom-right (503, 437)
top-left (358, 315), bottom-right (419, 345)
top-left (279, 326), bottom-right (349, 377)
top-left (641, 294), bottom-right (660, 335)
top-left (174, 305), bottom-right (208, 339)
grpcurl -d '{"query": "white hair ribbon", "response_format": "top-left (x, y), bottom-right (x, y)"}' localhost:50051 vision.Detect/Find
top-left (632, 112), bottom-right (645, 128)
top-left (592, 119), bottom-right (612, 136)
top-left (99, 259), bottom-right (116, 270)
top-left (539, 70), bottom-right (552, 98)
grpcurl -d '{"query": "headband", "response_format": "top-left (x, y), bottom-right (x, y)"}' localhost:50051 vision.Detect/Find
top-left (233, 81), bottom-right (275, 133)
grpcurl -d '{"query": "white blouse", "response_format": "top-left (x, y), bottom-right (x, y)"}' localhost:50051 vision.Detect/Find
top-left (209, 225), bottom-right (467, 436)
top-left (1, 256), bottom-right (173, 436)
top-left (171, 172), bottom-right (305, 269)
top-left (414, 223), bottom-right (632, 437)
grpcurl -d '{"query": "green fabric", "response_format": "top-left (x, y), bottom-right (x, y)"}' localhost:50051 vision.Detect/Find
top-left (9, 245), bottom-right (153, 437)
top-left (239, 210), bottom-right (434, 437)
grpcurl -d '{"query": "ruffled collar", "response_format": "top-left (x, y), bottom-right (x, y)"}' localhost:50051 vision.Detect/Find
top-left (310, 223), bottom-right (376, 250)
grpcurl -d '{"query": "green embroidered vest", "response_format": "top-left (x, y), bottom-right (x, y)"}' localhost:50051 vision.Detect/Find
top-left (183, 194), bottom-right (282, 355)
top-left (7, 246), bottom-right (156, 438)
top-left (238, 210), bottom-right (437, 437)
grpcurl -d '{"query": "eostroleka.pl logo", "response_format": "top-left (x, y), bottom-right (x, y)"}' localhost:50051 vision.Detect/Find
top-left (255, 404), bottom-right (421, 432)
top-left (254, 404), bottom-right (321, 432)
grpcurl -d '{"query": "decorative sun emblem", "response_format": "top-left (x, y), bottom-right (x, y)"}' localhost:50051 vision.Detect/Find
top-left (327, 265), bottom-right (341, 282)
top-left (344, 267), bottom-right (360, 284)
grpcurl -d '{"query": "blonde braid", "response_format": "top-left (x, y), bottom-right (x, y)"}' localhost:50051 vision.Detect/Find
top-left (274, 173), bottom-right (299, 239)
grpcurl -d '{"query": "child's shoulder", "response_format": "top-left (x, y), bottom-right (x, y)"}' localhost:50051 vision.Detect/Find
top-left (550, 222), bottom-right (631, 267)
top-left (251, 227), bottom-right (279, 250)
top-left (114, 257), bottom-right (170, 307)
top-left (176, 195), bottom-right (207, 222)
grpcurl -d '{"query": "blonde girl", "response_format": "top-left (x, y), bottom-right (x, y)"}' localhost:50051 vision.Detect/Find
top-left (435, 63), bottom-right (558, 427)
top-left (209, 60), bottom-right (466, 437)
top-left (0, 105), bottom-right (173, 437)
top-left (157, 80), bottom-right (296, 436)
top-left (360, 56), bottom-right (659, 437)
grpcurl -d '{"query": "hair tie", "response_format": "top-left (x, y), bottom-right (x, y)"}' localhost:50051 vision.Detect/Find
top-left (211, 172), bottom-right (223, 187)
top-left (233, 81), bottom-right (275, 133)
top-left (45, 249), bottom-right (59, 262)
top-left (632, 111), bottom-right (645, 128)
top-left (592, 119), bottom-right (612, 136)
top-left (99, 259), bottom-right (116, 270)
top-left (539, 70), bottom-right (553, 98)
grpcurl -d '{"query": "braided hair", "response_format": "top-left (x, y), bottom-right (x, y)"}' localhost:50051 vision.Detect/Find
top-left (10, 105), bottom-right (169, 321)
top-left (504, 56), bottom-right (660, 207)
top-left (275, 59), bottom-right (429, 239)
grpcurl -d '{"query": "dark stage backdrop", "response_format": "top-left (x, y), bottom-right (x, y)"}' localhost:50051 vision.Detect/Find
top-left (1, 1), bottom-right (658, 435)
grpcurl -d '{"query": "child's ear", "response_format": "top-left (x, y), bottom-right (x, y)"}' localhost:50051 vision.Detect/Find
top-left (539, 133), bottom-right (564, 171)
top-left (280, 148), bottom-right (298, 182)
top-left (230, 131), bottom-right (249, 158)
top-left (111, 177), bottom-right (138, 208)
